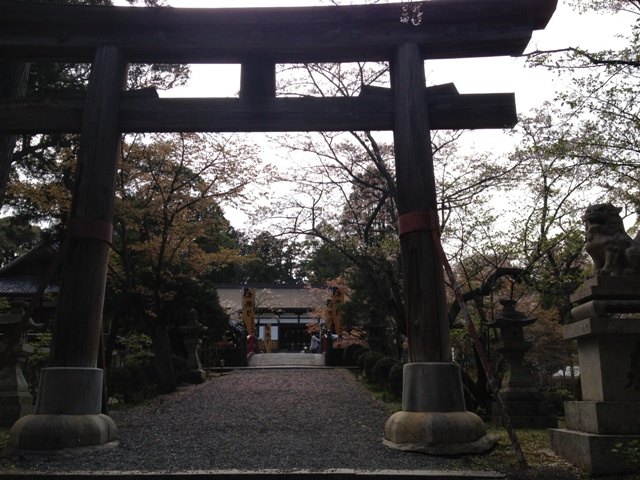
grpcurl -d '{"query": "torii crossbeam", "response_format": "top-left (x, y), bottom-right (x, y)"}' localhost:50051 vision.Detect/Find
top-left (0, 0), bottom-right (557, 454)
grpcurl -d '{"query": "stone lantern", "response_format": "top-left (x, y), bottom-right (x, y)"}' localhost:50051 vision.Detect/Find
top-left (0, 301), bottom-right (35, 427)
top-left (365, 307), bottom-right (386, 353)
top-left (488, 298), bottom-right (557, 428)
top-left (179, 308), bottom-right (207, 384)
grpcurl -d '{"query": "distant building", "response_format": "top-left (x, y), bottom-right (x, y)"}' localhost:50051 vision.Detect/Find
top-left (214, 284), bottom-right (330, 352)
top-left (0, 240), bottom-right (59, 328)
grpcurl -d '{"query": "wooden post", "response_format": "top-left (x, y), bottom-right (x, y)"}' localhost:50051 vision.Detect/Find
top-left (49, 46), bottom-right (127, 368)
top-left (240, 55), bottom-right (276, 99)
top-left (391, 43), bottom-right (451, 363)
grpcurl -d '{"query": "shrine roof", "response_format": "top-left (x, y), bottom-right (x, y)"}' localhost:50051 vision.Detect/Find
top-left (214, 284), bottom-right (330, 314)
top-left (0, 276), bottom-right (59, 296)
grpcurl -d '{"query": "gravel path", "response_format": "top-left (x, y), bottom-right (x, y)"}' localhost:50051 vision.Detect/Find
top-left (0, 368), bottom-right (478, 474)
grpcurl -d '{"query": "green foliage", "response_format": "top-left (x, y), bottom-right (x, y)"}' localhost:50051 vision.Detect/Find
top-left (0, 297), bottom-right (10, 314)
top-left (343, 343), bottom-right (365, 366)
top-left (357, 351), bottom-right (370, 373)
top-left (171, 355), bottom-right (190, 386)
top-left (0, 216), bottom-right (42, 267)
top-left (612, 439), bottom-right (640, 470)
top-left (388, 361), bottom-right (404, 400)
top-left (108, 363), bottom-right (157, 404)
top-left (235, 231), bottom-right (303, 284)
top-left (351, 347), bottom-right (368, 363)
top-left (121, 332), bottom-right (154, 366)
top-left (363, 351), bottom-right (386, 380)
top-left (24, 332), bottom-right (52, 397)
top-left (372, 356), bottom-right (398, 387)
top-left (300, 240), bottom-right (350, 283)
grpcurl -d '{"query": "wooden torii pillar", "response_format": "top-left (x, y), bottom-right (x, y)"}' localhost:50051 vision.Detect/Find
top-left (0, 0), bottom-right (557, 453)
top-left (8, 46), bottom-right (126, 451)
top-left (383, 43), bottom-right (491, 453)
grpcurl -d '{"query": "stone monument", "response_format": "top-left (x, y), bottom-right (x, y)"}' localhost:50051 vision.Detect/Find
top-left (550, 203), bottom-right (640, 475)
top-left (179, 309), bottom-right (207, 384)
top-left (0, 302), bottom-right (35, 427)
top-left (488, 299), bottom-right (557, 428)
top-left (364, 307), bottom-right (386, 353)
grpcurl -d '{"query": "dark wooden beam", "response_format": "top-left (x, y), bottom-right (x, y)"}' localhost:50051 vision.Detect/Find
top-left (361, 83), bottom-right (460, 97)
top-left (241, 56), bottom-right (276, 99)
top-left (0, 0), bottom-right (557, 64)
top-left (0, 94), bottom-right (517, 133)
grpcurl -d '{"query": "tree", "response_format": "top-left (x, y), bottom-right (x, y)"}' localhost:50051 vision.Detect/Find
top-left (108, 132), bottom-right (263, 393)
top-left (0, 216), bottom-right (43, 267)
top-left (524, 2), bottom-right (640, 222)
top-left (0, 0), bottom-right (186, 210)
top-left (235, 231), bottom-right (303, 284)
top-left (299, 239), bottom-right (350, 284)
top-left (265, 59), bottom-right (522, 363)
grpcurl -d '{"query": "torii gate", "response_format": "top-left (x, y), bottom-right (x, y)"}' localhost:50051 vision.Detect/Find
top-left (0, 0), bottom-right (556, 453)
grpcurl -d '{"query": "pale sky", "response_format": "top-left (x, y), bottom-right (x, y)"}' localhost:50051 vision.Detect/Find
top-left (113, 0), bottom-right (634, 228)
top-left (148, 0), bottom-right (632, 113)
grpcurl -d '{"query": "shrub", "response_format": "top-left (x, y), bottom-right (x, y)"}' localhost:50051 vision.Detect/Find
top-left (172, 355), bottom-right (190, 385)
top-left (108, 363), bottom-right (157, 404)
top-left (352, 347), bottom-right (368, 363)
top-left (357, 351), bottom-right (370, 372)
top-left (388, 362), bottom-right (404, 399)
top-left (612, 439), bottom-right (640, 470)
top-left (373, 357), bottom-right (399, 386)
top-left (363, 351), bottom-right (386, 380)
top-left (343, 344), bottom-right (365, 366)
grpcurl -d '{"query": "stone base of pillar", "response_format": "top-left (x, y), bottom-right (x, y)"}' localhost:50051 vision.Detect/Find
top-left (6, 367), bottom-right (117, 451)
top-left (0, 393), bottom-right (35, 428)
top-left (384, 410), bottom-right (495, 454)
top-left (7, 413), bottom-right (117, 452)
top-left (383, 362), bottom-right (496, 454)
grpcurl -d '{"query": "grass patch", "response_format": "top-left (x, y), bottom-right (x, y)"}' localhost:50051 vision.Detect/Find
top-left (350, 370), bottom-right (401, 414)
top-left (0, 428), bottom-right (10, 449)
top-left (471, 423), bottom-right (565, 470)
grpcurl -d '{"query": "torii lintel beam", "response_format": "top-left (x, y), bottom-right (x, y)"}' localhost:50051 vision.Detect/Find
top-left (0, 0), bottom-right (557, 64)
top-left (0, 92), bottom-right (517, 134)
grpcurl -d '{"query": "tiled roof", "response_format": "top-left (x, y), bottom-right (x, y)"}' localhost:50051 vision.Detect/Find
top-left (0, 276), bottom-right (59, 295)
top-left (215, 285), bottom-right (330, 312)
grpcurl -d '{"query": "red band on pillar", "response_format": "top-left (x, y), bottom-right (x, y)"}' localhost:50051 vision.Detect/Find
top-left (398, 211), bottom-right (439, 236)
top-left (66, 219), bottom-right (113, 245)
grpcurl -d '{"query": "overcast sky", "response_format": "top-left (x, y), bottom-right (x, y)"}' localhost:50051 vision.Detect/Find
top-left (112, 0), bottom-right (634, 228)
top-left (110, 0), bottom-right (632, 112)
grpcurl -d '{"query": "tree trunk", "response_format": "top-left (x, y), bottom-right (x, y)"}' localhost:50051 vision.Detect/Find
top-left (150, 321), bottom-right (176, 395)
top-left (0, 62), bottom-right (30, 208)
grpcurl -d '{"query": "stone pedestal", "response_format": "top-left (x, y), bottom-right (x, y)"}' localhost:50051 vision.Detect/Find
top-left (488, 300), bottom-right (557, 428)
top-left (179, 309), bottom-right (207, 384)
top-left (0, 342), bottom-right (35, 427)
top-left (384, 362), bottom-right (496, 454)
top-left (550, 276), bottom-right (640, 475)
top-left (7, 367), bottom-right (116, 451)
top-left (0, 302), bottom-right (36, 427)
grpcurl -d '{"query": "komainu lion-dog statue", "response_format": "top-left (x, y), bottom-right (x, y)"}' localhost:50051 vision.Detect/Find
top-left (583, 203), bottom-right (640, 276)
